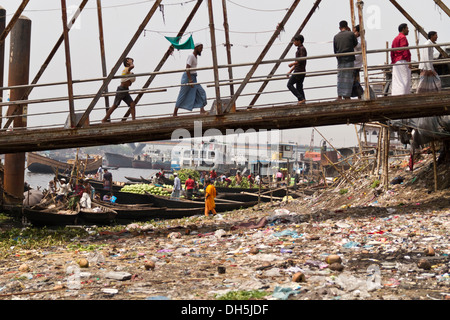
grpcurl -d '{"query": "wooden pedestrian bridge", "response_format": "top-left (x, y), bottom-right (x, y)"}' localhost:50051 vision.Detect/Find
top-left (1, 0), bottom-right (450, 155)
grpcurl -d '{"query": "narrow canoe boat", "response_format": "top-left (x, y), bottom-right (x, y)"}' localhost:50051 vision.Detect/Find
top-left (79, 203), bottom-right (117, 225)
top-left (146, 193), bottom-right (257, 213)
top-left (22, 203), bottom-right (80, 227)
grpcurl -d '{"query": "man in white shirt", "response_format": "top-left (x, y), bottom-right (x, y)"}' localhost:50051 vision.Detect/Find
top-left (171, 172), bottom-right (181, 200)
top-left (417, 31), bottom-right (441, 93)
top-left (174, 43), bottom-right (208, 116)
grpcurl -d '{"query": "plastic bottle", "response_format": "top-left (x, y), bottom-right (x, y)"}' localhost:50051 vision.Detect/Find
top-left (366, 264), bottom-right (382, 291)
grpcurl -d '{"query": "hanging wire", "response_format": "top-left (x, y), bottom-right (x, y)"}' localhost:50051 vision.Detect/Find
top-left (227, 0), bottom-right (289, 12)
top-left (4, 0), bottom-right (197, 15)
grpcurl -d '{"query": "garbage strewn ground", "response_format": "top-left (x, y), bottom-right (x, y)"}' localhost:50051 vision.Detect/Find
top-left (0, 153), bottom-right (449, 301)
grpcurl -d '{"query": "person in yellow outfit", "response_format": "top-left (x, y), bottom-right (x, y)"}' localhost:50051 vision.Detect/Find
top-left (204, 178), bottom-right (217, 216)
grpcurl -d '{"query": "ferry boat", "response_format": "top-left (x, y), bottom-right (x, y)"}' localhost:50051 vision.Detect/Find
top-left (170, 140), bottom-right (235, 173)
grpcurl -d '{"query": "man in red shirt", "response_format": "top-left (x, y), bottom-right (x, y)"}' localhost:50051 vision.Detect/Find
top-left (185, 175), bottom-right (195, 200)
top-left (391, 23), bottom-right (412, 96)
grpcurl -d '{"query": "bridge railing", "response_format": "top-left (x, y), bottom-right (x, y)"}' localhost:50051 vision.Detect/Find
top-left (0, 42), bottom-right (449, 132)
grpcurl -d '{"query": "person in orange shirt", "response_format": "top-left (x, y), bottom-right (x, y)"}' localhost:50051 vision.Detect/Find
top-left (204, 179), bottom-right (217, 217)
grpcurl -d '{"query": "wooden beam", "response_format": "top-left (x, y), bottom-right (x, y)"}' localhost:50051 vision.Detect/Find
top-left (249, 0), bottom-right (322, 106)
top-left (433, 0), bottom-right (450, 17)
top-left (2, 0), bottom-right (89, 130)
top-left (0, 0), bottom-right (29, 46)
top-left (223, 0), bottom-right (302, 113)
top-left (0, 91), bottom-right (449, 154)
top-left (121, 0), bottom-right (203, 120)
top-left (96, 0), bottom-right (110, 113)
top-left (76, 0), bottom-right (163, 127)
top-left (389, 0), bottom-right (449, 58)
top-left (61, 0), bottom-right (76, 127)
top-left (207, 0), bottom-right (222, 114)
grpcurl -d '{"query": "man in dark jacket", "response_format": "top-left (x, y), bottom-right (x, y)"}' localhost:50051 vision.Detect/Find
top-left (333, 20), bottom-right (358, 100)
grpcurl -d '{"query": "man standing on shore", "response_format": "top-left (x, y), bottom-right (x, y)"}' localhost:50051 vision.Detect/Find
top-left (171, 172), bottom-right (181, 200)
top-left (103, 168), bottom-right (113, 192)
top-left (391, 23), bottom-right (412, 96)
top-left (204, 179), bottom-right (217, 217)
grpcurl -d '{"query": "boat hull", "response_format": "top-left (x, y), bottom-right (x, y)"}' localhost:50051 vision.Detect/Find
top-left (22, 208), bottom-right (79, 226)
top-left (131, 159), bottom-right (153, 169)
top-left (79, 204), bottom-right (117, 225)
top-left (27, 152), bottom-right (102, 174)
top-left (104, 152), bottom-right (133, 168)
top-left (147, 193), bottom-right (257, 213)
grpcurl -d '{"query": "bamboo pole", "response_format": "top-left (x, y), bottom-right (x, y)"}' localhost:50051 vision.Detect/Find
top-left (0, 0), bottom-right (30, 46)
top-left (323, 153), bottom-right (353, 186)
top-left (61, 0), bottom-right (76, 128)
top-left (389, 0), bottom-right (448, 58)
top-left (121, 0), bottom-right (204, 120)
top-left (224, 0), bottom-right (302, 113)
top-left (0, 6), bottom-right (5, 128)
top-left (2, 0), bottom-right (89, 130)
top-left (96, 0), bottom-right (110, 113)
top-left (207, 0), bottom-right (222, 114)
top-left (349, 0), bottom-right (356, 29)
top-left (221, 0), bottom-right (234, 96)
top-left (433, 0), bottom-right (450, 16)
top-left (383, 127), bottom-right (390, 189)
top-left (431, 141), bottom-right (438, 192)
top-left (77, 0), bottom-right (163, 127)
top-left (356, 1), bottom-right (371, 101)
top-left (249, 0), bottom-right (322, 106)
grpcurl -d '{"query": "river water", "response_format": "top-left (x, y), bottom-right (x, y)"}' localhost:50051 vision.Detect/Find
top-left (25, 167), bottom-right (161, 190)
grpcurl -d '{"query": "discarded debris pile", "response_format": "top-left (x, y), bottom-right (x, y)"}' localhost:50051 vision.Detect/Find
top-left (0, 152), bottom-right (448, 301)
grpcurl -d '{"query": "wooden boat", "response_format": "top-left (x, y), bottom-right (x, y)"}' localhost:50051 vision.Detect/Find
top-left (215, 186), bottom-right (260, 194)
top-left (163, 207), bottom-right (204, 219)
top-left (22, 203), bottom-right (80, 226)
top-left (79, 203), bottom-right (117, 225)
top-left (132, 157), bottom-right (153, 169)
top-left (125, 176), bottom-right (145, 183)
top-left (104, 152), bottom-right (133, 168)
top-left (27, 152), bottom-right (103, 174)
top-left (95, 187), bottom-right (153, 205)
top-left (146, 192), bottom-right (257, 213)
top-left (92, 200), bottom-right (202, 220)
top-left (92, 200), bottom-right (165, 221)
top-left (85, 177), bottom-right (126, 193)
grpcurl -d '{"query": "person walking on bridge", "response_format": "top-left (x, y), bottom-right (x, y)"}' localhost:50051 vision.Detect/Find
top-left (287, 34), bottom-right (307, 105)
top-left (417, 31), bottom-right (441, 93)
top-left (173, 43), bottom-right (208, 117)
top-left (102, 57), bottom-right (137, 122)
top-left (391, 23), bottom-right (412, 96)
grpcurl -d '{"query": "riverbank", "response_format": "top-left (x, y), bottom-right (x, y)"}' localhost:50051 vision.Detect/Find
top-left (0, 152), bottom-right (449, 302)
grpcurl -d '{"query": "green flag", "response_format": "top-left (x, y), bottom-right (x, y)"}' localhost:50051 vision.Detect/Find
top-left (165, 34), bottom-right (194, 50)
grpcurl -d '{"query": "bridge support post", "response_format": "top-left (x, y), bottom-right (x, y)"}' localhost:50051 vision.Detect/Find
top-left (0, 6), bottom-right (5, 127)
top-left (3, 16), bottom-right (31, 205)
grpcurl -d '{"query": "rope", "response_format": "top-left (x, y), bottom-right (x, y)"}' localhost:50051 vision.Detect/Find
top-left (227, 0), bottom-right (289, 12)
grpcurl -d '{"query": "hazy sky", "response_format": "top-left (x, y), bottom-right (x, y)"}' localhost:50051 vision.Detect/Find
top-left (1, 0), bottom-right (449, 148)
